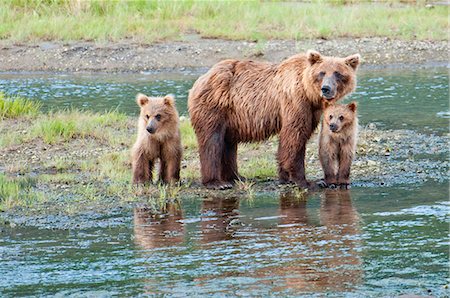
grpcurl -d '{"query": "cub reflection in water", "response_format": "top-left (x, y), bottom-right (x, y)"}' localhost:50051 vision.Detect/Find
top-left (200, 196), bottom-right (240, 244)
top-left (259, 189), bottom-right (362, 293)
top-left (133, 202), bottom-right (185, 249)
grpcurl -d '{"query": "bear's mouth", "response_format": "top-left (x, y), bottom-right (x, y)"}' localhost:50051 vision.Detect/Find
top-left (322, 95), bottom-right (335, 101)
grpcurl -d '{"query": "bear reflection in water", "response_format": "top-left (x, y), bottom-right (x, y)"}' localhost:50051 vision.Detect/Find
top-left (267, 189), bottom-right (362, 292)
top-left (200, 196), bottom-right (240, 244)
top-left (133, 190), bottom-right (361, 293)
top-left (133, 202), bottom-right (184, 249)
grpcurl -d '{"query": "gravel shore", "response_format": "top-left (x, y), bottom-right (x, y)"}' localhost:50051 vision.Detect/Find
top-left (0, 36), bottom-right (447, 73)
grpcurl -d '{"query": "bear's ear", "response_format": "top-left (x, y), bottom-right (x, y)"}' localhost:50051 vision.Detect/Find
top-left (307, 50), bottom-right (322, 65)
top-left (347, 102), bottom-right (357, 112)
top-left (163, 94), bottom-right (175, 106)
top-left (345, 54), bottom-right (360, 70)
top-left (136, 93), bottom-right (149, 107)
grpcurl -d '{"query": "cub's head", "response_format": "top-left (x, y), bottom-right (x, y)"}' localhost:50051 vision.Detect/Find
top-left (136, 93), bottom-right (178, 135)
top-left (305, 50), bottom-right (360, 103)
top-left (323, 101), bottom-right (358, 134)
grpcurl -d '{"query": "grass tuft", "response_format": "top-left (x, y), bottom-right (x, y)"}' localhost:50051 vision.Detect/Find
top-left (180, 118), bottom-right (197, 150)
top-left (0, 92), bottom-right (41, 119)
top-left (33, 118), bottom-right (77, 144)
top-left (0, 174), bottom-right (38, 211)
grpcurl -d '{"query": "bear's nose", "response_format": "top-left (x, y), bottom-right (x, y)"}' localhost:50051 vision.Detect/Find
top-left (321, 85), bottom-right (332, 95)
top-left (329, 123), bottom-right (338, 132)
top-left (146, 127), bottom-right (155, 134)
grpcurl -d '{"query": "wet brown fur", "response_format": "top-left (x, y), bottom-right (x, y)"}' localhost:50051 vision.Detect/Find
top-left (319, 102), bottom-right (358, 187)
top-left (188, 50), bottom-right (360, 189)
top-left (132, 93), bottom-right (182, 184)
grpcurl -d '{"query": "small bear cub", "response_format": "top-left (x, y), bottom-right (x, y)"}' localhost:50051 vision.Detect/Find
top-left (132, 93), bottom-right (182, 184)
top-left (318, 101), bottom-right (358, 189)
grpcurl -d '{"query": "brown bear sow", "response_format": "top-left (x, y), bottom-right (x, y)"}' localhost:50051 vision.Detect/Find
top-left (132, 93), bottom-right (182, 184)
top-left (318, 102), bottom-right (358, 189)
top-left (188, 50), bottom-right (360, 189)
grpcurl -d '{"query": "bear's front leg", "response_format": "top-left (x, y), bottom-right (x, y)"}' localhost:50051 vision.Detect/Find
top-left (337, 146), bottom-right (354, 188)
top-left (278, 128), bottom-right (310, 189)
top-left (319, 150), bottom-right (338, 187)
top-left (159, 147), bottom-right (181, 184)
top-left (132, 152), bottom-right (153, 184)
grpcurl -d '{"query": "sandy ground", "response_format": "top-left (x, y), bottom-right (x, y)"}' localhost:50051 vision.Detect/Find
top-left (0, 36), bottom-right (447, 72)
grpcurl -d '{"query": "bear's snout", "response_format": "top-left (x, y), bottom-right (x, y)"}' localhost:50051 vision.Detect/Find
top-left (329, 123), bottom-right (338, 132)
top-left (321, 76), bottom-right (336, 99)
top-left (146, 126), bottom-right (155, 134)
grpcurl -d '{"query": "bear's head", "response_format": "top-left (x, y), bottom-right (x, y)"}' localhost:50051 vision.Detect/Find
top-left (323, 101), bottom-right (357, 134)
top-left (136, 93), bottom-right (178, 137)
top-left (304, 50), bottom-right (360, 103)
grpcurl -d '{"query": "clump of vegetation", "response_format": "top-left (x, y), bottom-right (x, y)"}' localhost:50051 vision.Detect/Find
top-left (0, 174), bottom-right (39, 211)
top-left (0, 92), bottom-right (41, 119)
top-left (30, 109), bottom-right (129, 144)
top-left (0, 0), bottom-right (446, 42)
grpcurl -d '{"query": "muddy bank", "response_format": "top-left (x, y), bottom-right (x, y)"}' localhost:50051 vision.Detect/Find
top-left (0, 114), bottom-right (448, 229)
top-left (0, 37), bottom-right (447, 73)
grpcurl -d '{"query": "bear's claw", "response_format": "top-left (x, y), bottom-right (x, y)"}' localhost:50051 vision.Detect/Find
top-left (339, 183), bottom-right (351, 189)
top-left (205, 181), bottom-right (233, 190)
top-left (328, 183), bottom-right (338, 189)
top-left (317, 179), bottom-right (328, 188)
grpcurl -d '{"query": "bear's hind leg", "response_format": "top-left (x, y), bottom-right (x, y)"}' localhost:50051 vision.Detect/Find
top-left (221, 140), bottom-right (243, 184)
top-left (198, 127), bottom-right (232, 190)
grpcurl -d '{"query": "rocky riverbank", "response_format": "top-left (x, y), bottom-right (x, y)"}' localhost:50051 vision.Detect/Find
top-left (0, 37), bottom-right (447, 73)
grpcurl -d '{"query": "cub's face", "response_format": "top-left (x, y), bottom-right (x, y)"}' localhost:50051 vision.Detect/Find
top-left (136, 94), bottom-right (176, 135)
top-left (307, 50), bottom-right (360, 102)
top-left (323, 102), bottom-right (357, 134)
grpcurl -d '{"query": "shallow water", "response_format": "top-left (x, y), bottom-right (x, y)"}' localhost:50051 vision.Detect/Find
top-left (0, 66), bottom-right (449, 296)
top-left (1, 182), bottom-right (448, 297)
top-left (0, 66), bottom-right (448, 133)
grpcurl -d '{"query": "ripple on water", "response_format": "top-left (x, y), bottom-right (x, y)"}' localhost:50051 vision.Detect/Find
top-left (373, 201), bottom-right (450, 221)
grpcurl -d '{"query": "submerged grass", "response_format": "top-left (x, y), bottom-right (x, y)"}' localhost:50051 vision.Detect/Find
top-left (0, 1), bottom-right (446, 42)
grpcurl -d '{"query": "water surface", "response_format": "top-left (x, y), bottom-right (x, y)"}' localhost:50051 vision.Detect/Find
top-left (0, 66), bottom-right (448, 296)
top-left (1, 182), bottom-right (448, 296)
top-left (0, 66), bottom-right (448, 133)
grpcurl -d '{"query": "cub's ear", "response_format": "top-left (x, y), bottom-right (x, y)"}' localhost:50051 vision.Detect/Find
top-left (347, 101), bottom-right (357, 112)
top-left (307, 50), bottom-right (322, 65)
top-left (163, 94), bottom-right (175, 106)
top-left (345, 54), bottom-right (360, 70)
top-left (136, 93), bottom-right (149, 107)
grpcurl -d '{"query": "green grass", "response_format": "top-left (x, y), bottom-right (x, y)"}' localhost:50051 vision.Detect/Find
top-left (0, 1), bottom-right (446, 42)
top-left (30, 109), bottom-right (129, 144)
top-left (0, 92), bottom-right (41, 119)
top-left (0, 174), bottom-right (39, 211)
top-left (180, 118), bottom-right (197, 150)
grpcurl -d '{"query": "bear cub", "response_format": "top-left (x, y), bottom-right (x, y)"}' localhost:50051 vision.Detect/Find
top-left (132, 93), bottom-right (182, 184)
top-left (318, 101), bottom-right (358, 189)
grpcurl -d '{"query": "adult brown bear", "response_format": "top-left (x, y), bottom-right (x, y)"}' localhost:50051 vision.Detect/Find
top-left (188, 50), bottom-right (360, 189)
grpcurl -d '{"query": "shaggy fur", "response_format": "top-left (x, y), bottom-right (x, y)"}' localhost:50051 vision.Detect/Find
top-left (131, 93), bottom-right (182, 184)
top-left (188, 50), bottom-right (360, 189)
top-left (318, 102), bottom-right (358, 189)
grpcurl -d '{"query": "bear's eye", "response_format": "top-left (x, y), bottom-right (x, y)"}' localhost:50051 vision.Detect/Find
top-left (329, 115), bottom-right (333, 120)
top-left (319, 71), bottom-right (325, 78)
top-left (155, 114), bottom-right (162, 121)
top-left (145, 115), bottom-right (150, 120)
top-left (339, 115), bottom-right (344, 121)
top-left (334, 71), bottom-right (348, 82)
